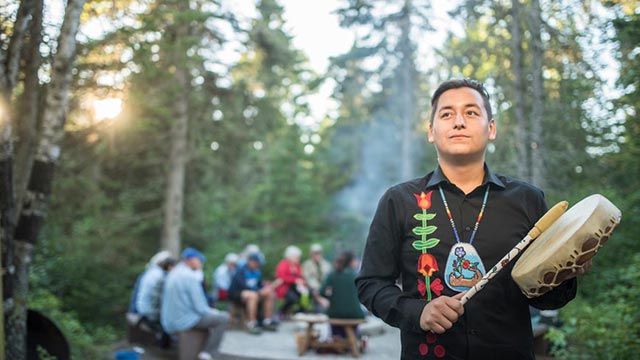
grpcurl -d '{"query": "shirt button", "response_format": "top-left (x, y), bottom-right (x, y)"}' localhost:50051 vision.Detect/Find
top-left (469, 329), bottom-right (477, 335)
top-left (465, 226), bottom-right (471, 231)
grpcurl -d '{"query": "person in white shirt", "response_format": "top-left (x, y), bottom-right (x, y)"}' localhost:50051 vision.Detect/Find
top-left (213, 252), bottom-right (239, 301)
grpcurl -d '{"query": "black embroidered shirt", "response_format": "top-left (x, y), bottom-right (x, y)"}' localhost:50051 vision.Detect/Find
top-left (356, 165), bottom-right (577, 360)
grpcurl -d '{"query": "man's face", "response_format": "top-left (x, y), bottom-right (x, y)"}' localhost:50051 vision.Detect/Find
top-left (428, 87), bottom-right (496, 163)
top-left (185, 257), bottom-right (203, 270)
top-left (247, 259), bottom-right (260, 270)
top-left (312, 251), bottom-right (322, 261)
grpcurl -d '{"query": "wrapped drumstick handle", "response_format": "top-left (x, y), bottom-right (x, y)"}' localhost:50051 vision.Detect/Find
top-left (459, 201), bottom-right (569, 305)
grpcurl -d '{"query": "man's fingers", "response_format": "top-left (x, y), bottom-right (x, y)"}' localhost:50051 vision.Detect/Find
top-left (430, 323), bottom-right (446, 334)
top-left (420, 293), bottom-right (467, 333)
top-left (440, 305), bottom-right (461, 323)
top-left (453, 291), bottom-right (467, 300)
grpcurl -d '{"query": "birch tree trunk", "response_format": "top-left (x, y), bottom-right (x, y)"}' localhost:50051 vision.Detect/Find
top-left (161, 7), bottom-right (190, 256)
top-left (510, 0), bottom-right (529, 181)
top-left (528, 0), bottom-right (546, 188)
top-left (0, 1), bottom-right (40, 357)
top-left (14, 0), bottom-right (44, 215)
top-left (10, 1), bottom-right (85, 358)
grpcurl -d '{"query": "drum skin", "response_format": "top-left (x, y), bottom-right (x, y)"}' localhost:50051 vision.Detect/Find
top-left (512, 194), bottom-right (622, 298)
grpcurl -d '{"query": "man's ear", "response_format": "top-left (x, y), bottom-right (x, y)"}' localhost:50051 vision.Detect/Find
top-left (488, 119), bottom-right (497, 141)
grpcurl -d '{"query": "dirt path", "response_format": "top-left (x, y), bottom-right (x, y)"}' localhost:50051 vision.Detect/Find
top-left (115, 316), bottom-right (401, 360)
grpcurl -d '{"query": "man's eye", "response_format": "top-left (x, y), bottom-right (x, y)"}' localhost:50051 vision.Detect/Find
top-left (440, 112), bottom-right (452, 119)
top-left (466, 110), bottom-right (479, 116)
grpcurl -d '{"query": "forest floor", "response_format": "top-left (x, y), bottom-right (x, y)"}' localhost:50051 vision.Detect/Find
top-left (112, 315), bottom-right (401, 360)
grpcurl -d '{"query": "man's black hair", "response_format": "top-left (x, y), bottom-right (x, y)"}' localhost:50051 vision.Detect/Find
top-left (430, 78), bottom-right (493, 123)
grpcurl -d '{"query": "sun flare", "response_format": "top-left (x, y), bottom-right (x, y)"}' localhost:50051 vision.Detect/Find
top-left (93, 98), bottom-right (123, 120)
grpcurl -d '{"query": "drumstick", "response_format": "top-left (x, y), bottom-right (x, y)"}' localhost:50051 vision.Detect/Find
top-left (459, 201), bottom-right (569, 305)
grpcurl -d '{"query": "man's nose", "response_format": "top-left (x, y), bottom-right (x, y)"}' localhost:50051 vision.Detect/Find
top-left (453, 113), bottom-right (466, 128)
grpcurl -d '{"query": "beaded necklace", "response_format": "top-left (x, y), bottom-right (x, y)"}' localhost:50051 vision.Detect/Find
top-left (438, 184), bottom-right (490, 292)
top-left (438, 185), bottom-right (490, 245)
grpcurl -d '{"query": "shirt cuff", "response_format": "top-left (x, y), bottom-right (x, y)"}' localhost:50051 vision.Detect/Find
top-left (399, 297), bottom-right (428, 333)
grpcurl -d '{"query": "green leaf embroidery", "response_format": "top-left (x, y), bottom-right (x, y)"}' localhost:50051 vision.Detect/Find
top-left (412, 240), bottom-right (427, 251)
top-left (423, 225), bottom-right (437, 235)
top-left (423, 238), bottom-right (440, 249)
top-left (412, 227), bottom-right (427, 236)
top-left (413, 213), bottom-right (428, 221)
top-left (413, 225), bottom-right (438, 236)
top-left (414, 213), bottom-right (436, 221)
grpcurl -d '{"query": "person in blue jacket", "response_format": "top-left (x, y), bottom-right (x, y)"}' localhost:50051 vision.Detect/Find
top-left (161, 248), bottom-right (229, 360)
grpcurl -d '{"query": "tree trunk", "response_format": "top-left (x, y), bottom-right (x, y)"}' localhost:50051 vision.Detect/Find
top-left (510, 0), bottom-right (529, 181)
top-left (0, 87), bottom-right (14, 360)
top-left (398, 0), bottom-right (416, 180)
top-left (0, 1), bottom-right (39, 357)
top-left (14, 0), bottom-right (44, 215)
top-left (10, 1), bottom-right (85, 358)
top-left (161, 11), bottom-right (190, 256)
top-left (528, 0), bottom-right (546, 188)
top-left (4, 0), bottom-right (34, 93)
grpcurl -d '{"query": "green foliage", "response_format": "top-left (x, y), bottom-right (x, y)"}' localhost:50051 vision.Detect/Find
top-left (546, 9), bottom-right (640, 356)
top-left (547, 253), bottom-right (640, 359)
top-left (29, 258), bottom-right (119, 359)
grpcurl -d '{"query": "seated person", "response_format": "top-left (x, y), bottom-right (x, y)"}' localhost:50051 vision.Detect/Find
top-left (228, 254), bottom-right (278, 334)
top-left (321, 251), bottom-right (364, 339)
top-left (237, 243), bottom-right (266, 268)
top-left (136, 255), bottom-right (177, 347)
top-left (161, 248), bottom-right (229, 360)
top-left (213, 252), bottom-right (239, 302)
top-left (302, 244), bottom-right (332, 312)
top-left (275, 245), bottom-right (310, 315)
top-left (129, 250), bottom-right (172, 315)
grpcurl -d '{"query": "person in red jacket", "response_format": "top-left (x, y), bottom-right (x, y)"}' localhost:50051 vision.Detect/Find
top-left (275, 245), bottom-right (310, 315)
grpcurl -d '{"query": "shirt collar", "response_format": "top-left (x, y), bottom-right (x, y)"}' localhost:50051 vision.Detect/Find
top-left (425, 163), bottom-right (505, 190)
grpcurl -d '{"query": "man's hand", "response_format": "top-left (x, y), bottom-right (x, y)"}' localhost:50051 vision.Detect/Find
top-left (419, 292), bottom-right (466, 334)
top-left (573, 259), bottom-right (593, 277)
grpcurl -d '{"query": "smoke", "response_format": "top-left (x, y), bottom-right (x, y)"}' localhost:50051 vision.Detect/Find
top-left (332, 111), bottom-right (432, 254)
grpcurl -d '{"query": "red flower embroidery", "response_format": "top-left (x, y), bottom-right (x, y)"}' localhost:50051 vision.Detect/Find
top-left (417, 253), bottom-right (439, 277)
top-left (426, 332), bottom-right (437, 344)
top-left (414, 191), bottom-right (434, 210)
top-left (462, 259), bottom-right (470, 269)
top-left (418, 279), bottom-right (427, 296)
top-left (430, 278), bottom-right (444, 297)
top-left (434, 344), bottom-right (446, 358)
top-left (419, 343), bottom-right (429, 355)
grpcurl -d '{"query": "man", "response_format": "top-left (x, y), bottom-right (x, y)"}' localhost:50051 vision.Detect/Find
top-left (237, 243), bottom-right (266, 268)
top-left (161, 247), bottom-right (229, 360)
top-left (302, 243), bottom-right (331, 312)
top-left (356, 79), bottom-right (585, 359)
top-left (228, 254), bottom-right (278, 334)
top-left (213, 252), bottom-right (239, 302)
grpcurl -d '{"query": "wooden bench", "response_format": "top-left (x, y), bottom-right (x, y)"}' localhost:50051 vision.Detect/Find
top-left (125, 313), bottom-right (157, 346)
top-left (294, 314), bottom-right (366, 357)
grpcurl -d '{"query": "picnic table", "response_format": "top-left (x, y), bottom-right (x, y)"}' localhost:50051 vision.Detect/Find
top-left (293, 313), bottom-right (366, 357)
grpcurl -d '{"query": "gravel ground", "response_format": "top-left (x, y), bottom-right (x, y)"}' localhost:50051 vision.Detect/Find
top-left (219, 316), bottom-right (400, 360)
top-left (115, 316), bottom-right (401, 360)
